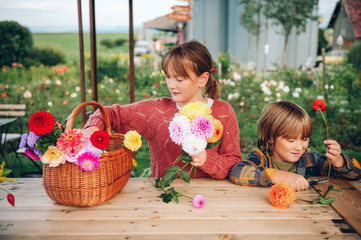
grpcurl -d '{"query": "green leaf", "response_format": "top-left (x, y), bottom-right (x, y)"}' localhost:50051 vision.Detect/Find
top-left (162, 171), bottom-right (178, 186)
top-left (172, 195), bottom-right (179, 203)
top-left (160, 193), bottom-right (173, 203)
top-left (206, 139), bottom-right (223, 149)
top-left (154, 177), bottom-right (161, 188)
top-left (2, 168), bottom-right (12, 177)
top-left (180, 169), bottom-right (190, 183)
top-left (165, 165), bottom-right (181, 172)
top-left (319, 196), bottom-right (335, 205)
top-left (176, 155), bottom-right (183, 162)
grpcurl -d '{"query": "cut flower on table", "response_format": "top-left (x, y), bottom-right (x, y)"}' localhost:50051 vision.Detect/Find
top-left (19, 111), bottom-right (142, 172)
top-left (269, 182), bottom-right (337, 209)
top-left (0, 162), bottom-right (16, 206)
top-left (155, 101), bottom-right (222, 207)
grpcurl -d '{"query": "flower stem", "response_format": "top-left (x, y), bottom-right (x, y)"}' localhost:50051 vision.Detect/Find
top-left (319, 110), bottom-right (329, 139)
top-left (319, 109), bottom-right (331, 179)
top-left (295, 197), bottom-right (313, 203)
top-left (323, 185), bottom-right (333, 198)
top-left (181, 194), bottom-right (193, 200)
top-left (0, 187), bottom-right (9, 194)
top-left (181, 162), bottom-right (190, 169)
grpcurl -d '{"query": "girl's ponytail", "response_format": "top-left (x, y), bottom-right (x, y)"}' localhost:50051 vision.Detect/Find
top-left (205, 74), bottom-right (219, 99)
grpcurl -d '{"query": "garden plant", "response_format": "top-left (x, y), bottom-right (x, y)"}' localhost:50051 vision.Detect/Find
top-left (1, 30), bottom-right (360, 178)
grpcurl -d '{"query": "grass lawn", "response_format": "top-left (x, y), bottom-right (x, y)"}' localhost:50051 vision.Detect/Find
top-left (33, 32), bottom-right (130, 61)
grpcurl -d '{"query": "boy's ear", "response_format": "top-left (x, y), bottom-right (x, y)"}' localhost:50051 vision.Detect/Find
top-left (198, 72), bottom-right (209, 88)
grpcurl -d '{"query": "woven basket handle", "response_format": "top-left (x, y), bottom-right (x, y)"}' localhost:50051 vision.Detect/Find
top-left (65, 101), bottom-right (112, 136)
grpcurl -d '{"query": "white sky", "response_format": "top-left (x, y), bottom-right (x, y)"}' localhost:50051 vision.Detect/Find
top-left (0, 0), bottom-right (338, 32)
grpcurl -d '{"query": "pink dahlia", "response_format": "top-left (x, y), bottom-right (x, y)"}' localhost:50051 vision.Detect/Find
top-left (191, 116), bottom-right (214, 139)
top-left (168, 115), bottom-right (191, 145)
top-left (192, 195), bottom-right (205, 209)
top-left (77, 152), bottom-right (101, 172)
top-left (57, 129), bottom-right (87, 155)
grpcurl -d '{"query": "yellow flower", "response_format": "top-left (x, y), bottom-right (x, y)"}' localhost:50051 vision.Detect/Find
top-left (0, 162), bottom-right (15, 183)
top-left (124, 130), bottom-right (142, 152)
top-left (132, 158), bottom-right (138, 168)
top-left (207, 117), bottom-right (223, 143)
top-left (180, 101), bottom-right (212, 121)
top-left (41, 146), bottom-right (66, 167)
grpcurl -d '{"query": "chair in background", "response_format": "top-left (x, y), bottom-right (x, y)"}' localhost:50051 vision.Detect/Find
top-left (0, 104), bottom-right (27, 169)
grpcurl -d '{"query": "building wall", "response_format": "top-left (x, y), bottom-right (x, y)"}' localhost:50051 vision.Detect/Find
top-left (332, 6), bottom-right (355, 49)
top-left (189, 0), bottom-right (318, 71)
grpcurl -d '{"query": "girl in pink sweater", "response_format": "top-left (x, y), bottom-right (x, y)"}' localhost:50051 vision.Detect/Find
top-left (84, 40), bottom-right (242, 179)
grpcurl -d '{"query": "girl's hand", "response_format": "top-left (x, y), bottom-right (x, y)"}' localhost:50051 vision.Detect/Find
top-left (324, 139), bottom-right (344, 168)
top-left (273, 170), bottom-right (309, 192)
top-left (82, 126), bottom-right (100, 136)
top-left (190, 150), bottom-right (207, 167)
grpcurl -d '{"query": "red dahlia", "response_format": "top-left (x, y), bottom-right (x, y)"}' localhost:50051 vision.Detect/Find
top-left (28, 111), bottom-right (55, 136)
top-left (312, 99), bottom-right (327, 112)
top-left (90, 130), bottom-right (110, 149)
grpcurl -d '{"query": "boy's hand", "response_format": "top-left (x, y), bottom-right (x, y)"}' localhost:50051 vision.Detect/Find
top-left (324, 139), bottom-right (344, 168)
top-left (190, 150), bottom-right (207, 167)
top-left (273, 170), bottom-right (309, 192)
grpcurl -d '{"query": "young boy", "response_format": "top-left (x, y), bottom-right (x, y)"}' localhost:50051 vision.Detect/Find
top-left (229, 101), bottom-right (361, 191)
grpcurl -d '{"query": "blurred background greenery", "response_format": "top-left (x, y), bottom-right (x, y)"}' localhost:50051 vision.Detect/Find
top-left (1, 22), bottom-right (361, 178)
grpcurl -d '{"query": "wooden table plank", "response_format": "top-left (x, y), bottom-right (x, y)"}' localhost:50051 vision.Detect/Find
top-left (0, 219), bottom-right (351, 235)
top-left (0, 178), bottom-right (360, 240)
top-left (312, 178), bottom-right (361, 236)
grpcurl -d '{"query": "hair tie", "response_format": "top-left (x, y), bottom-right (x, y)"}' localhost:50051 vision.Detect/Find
top-left (210, 65), bottom-right (217, 74)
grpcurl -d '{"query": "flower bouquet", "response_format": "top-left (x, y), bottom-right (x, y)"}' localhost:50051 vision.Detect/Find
top-left (155, 101), bottom-right (223, 206)
top-left (19, 101), bottom-right (141, 207)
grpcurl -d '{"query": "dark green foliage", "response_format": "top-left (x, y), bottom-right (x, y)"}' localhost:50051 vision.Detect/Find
top-left (100, 39), bottom-right (116, 48)
top-left (317, 28), bottom-right (331, 55)
top-left (347, 41), bottom-right (361, 74)
top-left (114, 39), bottom-right (127, 46)
top-left (0, 21), bottom-right (33, 67)
top-left (96, 57), bottom-right (129, 82)
top-left (28, 46), bottom-right (66, 66)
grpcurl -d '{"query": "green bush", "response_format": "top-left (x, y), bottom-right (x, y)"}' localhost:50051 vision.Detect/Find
top-left (100, 39), bottom-right (115, 48)
top-left (27, 46), bottom-right (66, 66)
top-left (0, 21), bottom-right (33, 67)
top-left (96, 56), bottom-right (129, 82)
top-left (347, 41), bottom-right (361, 74)
top-left (114, 39), bottom-right (127, 46)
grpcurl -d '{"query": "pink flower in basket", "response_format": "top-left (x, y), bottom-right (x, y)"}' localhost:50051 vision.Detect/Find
top-left (77, 152), bottom-right (100, 172)
top-left (57, 129), bottom-right (87, 156)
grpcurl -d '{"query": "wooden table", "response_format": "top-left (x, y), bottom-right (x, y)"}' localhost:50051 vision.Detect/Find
top-left (0, 178), bottom-right (360, 239)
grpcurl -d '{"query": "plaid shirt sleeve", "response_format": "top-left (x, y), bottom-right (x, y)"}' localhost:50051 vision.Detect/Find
top-left (229, 150), bottom-right (275, 187)
top-left (308, 151), bottom-right (361, 181)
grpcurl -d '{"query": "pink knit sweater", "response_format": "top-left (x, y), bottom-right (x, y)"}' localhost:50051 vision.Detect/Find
top-left (84, 97), bottom-right (242, 179)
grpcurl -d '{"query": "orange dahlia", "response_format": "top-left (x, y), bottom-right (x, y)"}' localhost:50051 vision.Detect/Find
top-left (207, 117), bottom-right (223, 143)
top-left (269, 182), bottom-right (296, 209)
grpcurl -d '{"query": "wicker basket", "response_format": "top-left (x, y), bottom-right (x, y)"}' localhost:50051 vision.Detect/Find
top-left (43, 101), bottom-right (133, 207)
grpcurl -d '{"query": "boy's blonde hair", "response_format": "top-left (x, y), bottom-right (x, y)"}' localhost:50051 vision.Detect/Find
top-left (257, 101), bottom-right (313, 154)
top-left (162, 40), bottom-right (219, 99)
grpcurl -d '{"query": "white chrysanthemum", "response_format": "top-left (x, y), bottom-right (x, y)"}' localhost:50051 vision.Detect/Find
top-left (169, 115), bottom-right (191, 145)
top-left (182, 134), bottom-right (207, 155)
top-left (85, 137), bottom-right (103, 157)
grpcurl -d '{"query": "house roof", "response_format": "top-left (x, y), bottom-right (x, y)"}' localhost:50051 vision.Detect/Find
top-left (328, 0), bottom-right (361, 38)
top-left (144, 15), bottom-right (178, 32)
